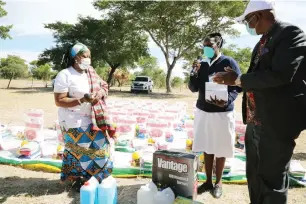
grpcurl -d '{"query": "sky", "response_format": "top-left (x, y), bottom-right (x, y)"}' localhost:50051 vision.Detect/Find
top-left (0, 0), bottom-right (306, 78)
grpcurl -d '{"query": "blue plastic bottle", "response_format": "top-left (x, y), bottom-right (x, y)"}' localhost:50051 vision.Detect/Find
top-left (97, 176), bottom-right (118, 204)
top-left (80, 177), bottom-right (99, 204)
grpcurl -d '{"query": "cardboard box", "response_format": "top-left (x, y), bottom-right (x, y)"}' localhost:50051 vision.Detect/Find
top-left (152, 150), bottom-right (198, 200)
top-left (174, 196), bottom-right (204, 204)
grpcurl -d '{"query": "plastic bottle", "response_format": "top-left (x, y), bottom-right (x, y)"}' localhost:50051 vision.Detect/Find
top-left (137, 181), bottom-right (157, 204)
top-left (97, 176), bottom-right (118, 204)
top-left (80, 177), bottom-right (99, 204)
top-left (153, 187), bottom-right (175, 204)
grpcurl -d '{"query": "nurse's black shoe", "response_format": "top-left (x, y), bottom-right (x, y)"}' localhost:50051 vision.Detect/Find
top-left (197, 182), bottom-right (213, 194)
top-left (212, 184), bottom-right (223, 198)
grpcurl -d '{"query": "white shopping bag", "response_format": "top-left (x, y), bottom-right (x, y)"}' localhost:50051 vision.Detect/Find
top-left (205, 82), bottom-right (228, 101)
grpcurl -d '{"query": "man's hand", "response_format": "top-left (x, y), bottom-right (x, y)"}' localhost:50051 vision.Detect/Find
top-left (192, 60), bottom-right (201, 72)
top-left (206, 95), bottom-right (227, 108)
top-left (213, 66), bottom-right (239, 86)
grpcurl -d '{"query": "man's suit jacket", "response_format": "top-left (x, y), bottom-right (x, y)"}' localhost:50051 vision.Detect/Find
top-left (241, 21), bottom-right (306, 140)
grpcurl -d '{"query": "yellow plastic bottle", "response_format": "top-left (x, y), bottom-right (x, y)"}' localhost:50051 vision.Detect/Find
top-left (186, 139), bottom-right (193, 152)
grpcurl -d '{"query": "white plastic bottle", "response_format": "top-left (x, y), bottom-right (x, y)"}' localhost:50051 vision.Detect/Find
top-left (97, 176), bottom-right (118, 204)
top-left (137, 181), bottom-right (158, 204)
top-left (80, 177), bottom-right (99, 204)
top-left (153, 187), bottom-right (175, 204)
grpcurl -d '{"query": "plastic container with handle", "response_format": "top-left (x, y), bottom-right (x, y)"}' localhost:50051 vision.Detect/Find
top-left (80, 177), bottom-right (99, 204)
top-left (97, 176), bottom-right (118, 204)
top-left (137, 181), bottom-right (158, 204)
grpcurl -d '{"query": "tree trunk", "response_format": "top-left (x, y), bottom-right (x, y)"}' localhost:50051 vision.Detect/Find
top-left (107, 66), bottom-right (117, 87)
top-left (7, 77), bottom-right (12, 89)
top-left (166, 66), bottom-right (173, 93)
top-left (45, 81), bottom-right (48, 88)
top-left (31, 77), bottom-right (34, 88)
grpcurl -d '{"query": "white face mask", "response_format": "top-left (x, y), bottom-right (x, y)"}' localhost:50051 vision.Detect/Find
top-left (78, 58), bottom-right (91, 70)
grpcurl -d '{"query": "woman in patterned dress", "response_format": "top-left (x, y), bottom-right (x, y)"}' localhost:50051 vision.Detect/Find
top-left (53, 43), bottom-right (116, 191)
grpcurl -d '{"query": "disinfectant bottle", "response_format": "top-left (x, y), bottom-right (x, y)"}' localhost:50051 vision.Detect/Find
top-left (137, 181), bottom-right (158, 204)
top-left (153, 187), bottom-right (175, 204)
top-left (80, 177), bottom-right (99, 204)
top-left (97, 176), bottom-right (118, 204)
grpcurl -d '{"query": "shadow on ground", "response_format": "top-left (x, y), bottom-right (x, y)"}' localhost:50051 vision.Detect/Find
top-left (0, 176), bottom-right (78, 204)
top-left (292, 152), bottom-right (306, 161)
top-left (109, 90), bottom-right (188, 99)
top-left (1, 87), bottom-right (54, 94)
top-left (0, 176), bottom-right (142, 204)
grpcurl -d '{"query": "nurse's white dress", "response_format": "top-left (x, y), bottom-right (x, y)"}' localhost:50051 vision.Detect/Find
top-left (192, 107), bottom-right (235, 158)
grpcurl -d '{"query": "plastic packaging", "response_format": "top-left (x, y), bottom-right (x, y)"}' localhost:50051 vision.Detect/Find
top-left (24, 109), bottom-right (44, 142)
top-left (97, 176), bottom-right (118, 204)
top-left (137, 181), bottom-right (158, 204)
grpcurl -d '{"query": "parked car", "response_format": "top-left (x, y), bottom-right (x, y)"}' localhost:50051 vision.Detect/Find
top-left (131, 76), bottom-right (153, 93)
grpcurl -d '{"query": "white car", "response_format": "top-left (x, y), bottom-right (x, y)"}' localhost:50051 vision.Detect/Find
top-left (131, 76), bottom-right (153, 93)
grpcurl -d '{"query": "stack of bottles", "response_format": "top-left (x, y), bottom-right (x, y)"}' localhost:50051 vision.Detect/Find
top-left (137, 181), bottom-right (175, 204)
top-left (80, 176), bottom-right (118, 204)
top-left (24, 109), bottom-right (44, 142)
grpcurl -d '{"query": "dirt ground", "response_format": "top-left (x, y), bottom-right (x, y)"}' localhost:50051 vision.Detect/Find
top-left (0, 79), bottom-right (305, 204)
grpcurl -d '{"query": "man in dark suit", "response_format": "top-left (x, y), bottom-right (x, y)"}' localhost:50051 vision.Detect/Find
top-left (213, 0), bottom-right (306, 204)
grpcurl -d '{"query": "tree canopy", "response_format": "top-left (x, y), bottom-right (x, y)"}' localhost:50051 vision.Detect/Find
top-left (0, 0), bottom-right (12, 39)
top-left (32, 64), bottom-right (55, 87)
top-left (94, 0), bottom-right (246, 92)
top-left (0, 55), bottom-right (28, 88)
top-left (39, 13), bottom-right (149, 85)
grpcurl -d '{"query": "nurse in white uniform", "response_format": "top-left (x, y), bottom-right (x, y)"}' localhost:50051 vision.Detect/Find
top-left (188, 33), bottom-right (242, 198)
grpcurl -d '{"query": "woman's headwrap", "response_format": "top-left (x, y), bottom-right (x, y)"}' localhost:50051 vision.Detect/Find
top-left (70, 43), bottom-right (89, 58)
top-left (61, 42), bottom-right (89, 68)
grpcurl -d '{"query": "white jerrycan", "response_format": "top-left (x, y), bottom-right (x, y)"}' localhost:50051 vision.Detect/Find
top-left (137, 181), bottom-right (158, 204)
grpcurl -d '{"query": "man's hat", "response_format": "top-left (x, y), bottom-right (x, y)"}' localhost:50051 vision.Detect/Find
top-left (236, 0), bottom-right (275, 23)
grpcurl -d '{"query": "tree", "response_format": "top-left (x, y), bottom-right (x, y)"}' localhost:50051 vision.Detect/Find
top-left (171, 76), bottom-right (184, 89)
top-left (94, 1), bottom-right (246, 92)
top-left (32, 64), bottom-right (54, 87)
top-left (39, 13), bottom-right (149, 85)
top-left (29, 60), bottom-right (38, 88)
top-left (0, 55), bottom-right (28, 88)
top-left (0, 0), bottom-right (12, 39)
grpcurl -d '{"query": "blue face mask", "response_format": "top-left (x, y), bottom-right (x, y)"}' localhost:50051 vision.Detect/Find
top-left (203, 46), bottom-right (215, 59)
top-left (245, 23), bottom-right (258, 36)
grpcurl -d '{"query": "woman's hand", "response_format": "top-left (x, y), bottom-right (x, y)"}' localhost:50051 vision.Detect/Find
top-left (90, 93), bottom-right (100, 105)
top-left (84, 93), bottom-right (100, 105)
top-left (54, 93), bottom-right (85, 108)
top-left (206, 95), bottom-right (227, 108)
